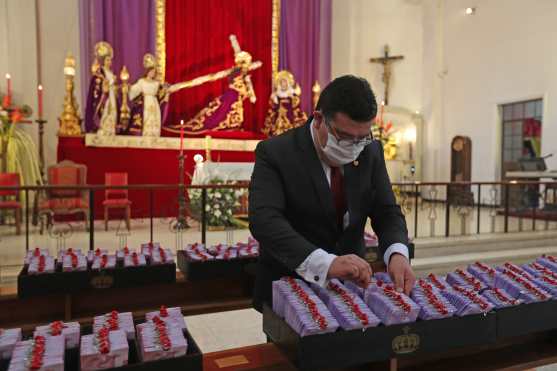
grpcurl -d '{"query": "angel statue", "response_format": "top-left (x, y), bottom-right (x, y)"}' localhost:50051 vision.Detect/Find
top-left (262, 70), bottom-right (308, 137)
top-left (164, 35), bottom-right (262, 134)
top-left (85, 41), bottom-right (118, 136)
top-left (126, 53), bottom-right (170, 136)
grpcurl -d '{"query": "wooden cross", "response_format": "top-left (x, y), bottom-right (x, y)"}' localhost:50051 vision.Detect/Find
top-left (369, 45), bottom-right (404, 105)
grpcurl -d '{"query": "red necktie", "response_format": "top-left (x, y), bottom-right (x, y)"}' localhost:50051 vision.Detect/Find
top-left (330, 166), bottom-right (347, 229)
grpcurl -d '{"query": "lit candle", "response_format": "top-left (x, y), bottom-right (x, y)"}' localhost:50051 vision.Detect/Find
top-left (380, 101), bottom-right (385, 123)
top-left (179, 119), bottom-right (184, 153)
top-left (37, 85), bottom-right (43, 120)
top-left (5, 73), bottom-right (11, 97)
top-left (5, 73), bottom-right (11, 107)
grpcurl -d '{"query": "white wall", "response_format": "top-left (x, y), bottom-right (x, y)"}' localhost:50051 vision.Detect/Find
top-left (331, 0), bottom-right (423, 111)
top-left (333, 0), bottom-right (557, 182)
top-left (427, 0), bottom-right (557, 182)
top-left (0, 0), bottom-right (81, 169)
top-left (0, 0), bottom-right (38, 146)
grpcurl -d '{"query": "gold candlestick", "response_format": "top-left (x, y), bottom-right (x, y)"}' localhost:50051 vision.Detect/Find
top-left (312, 81), bottom-right (321, 110)
top-left (205, 135), bottom-right (212, 162)
top-left (58, 53), bottom-right (82, 137)
top-left (119, 66), bottom-right (130, 132)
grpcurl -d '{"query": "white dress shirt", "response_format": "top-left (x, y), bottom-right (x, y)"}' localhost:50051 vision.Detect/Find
top-left (295, 121), bottom-right (409, 287)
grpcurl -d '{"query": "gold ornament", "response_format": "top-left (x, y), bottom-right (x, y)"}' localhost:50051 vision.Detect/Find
top-left (274, 70), bottom-right (294, 89)
top-left (95, 41), bottom-right (113, 59)
top-left (143, 53), bottom-right (157, 70)
top-left (58, 53), bottom-right (82, 137)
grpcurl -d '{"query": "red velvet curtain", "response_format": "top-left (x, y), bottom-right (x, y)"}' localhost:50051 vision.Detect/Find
top-left (165, 0), bottom-right (273, 136)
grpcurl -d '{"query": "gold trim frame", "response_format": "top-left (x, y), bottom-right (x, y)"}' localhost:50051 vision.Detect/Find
top-left (85, 134), bottom-right (260, 152)
top-left (272, 0), bottom-right (280, 78)
top-left (155, 0), bottom-right (280, 83)
top-left (155, 0), bottom-right (166, 81)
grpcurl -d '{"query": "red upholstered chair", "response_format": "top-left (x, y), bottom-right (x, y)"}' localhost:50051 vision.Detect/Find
top-left (103, 172), bottom-right (131, 231)
top-left (0, 173), bottom-right (22, 235)
top-left (39, 160), bottom-right (89, 233)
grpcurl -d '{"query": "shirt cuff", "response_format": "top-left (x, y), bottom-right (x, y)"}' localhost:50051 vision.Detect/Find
top-left (383, 243), bottom-right (409, 267)
top-left (295, 248), bottom-right (337, 287)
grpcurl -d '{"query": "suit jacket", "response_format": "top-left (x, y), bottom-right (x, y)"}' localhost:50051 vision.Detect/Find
top-left (248, 119), bottom-right (408, 311)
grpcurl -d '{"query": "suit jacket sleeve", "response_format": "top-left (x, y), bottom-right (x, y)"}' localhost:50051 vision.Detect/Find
top-left (249, 141), bottom-right (318, 271)
top-left (367, 141), bottom-right (409, 260)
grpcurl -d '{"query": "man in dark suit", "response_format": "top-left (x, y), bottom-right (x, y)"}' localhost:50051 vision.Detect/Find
top-left (249, 75), bottom-right (414, 312)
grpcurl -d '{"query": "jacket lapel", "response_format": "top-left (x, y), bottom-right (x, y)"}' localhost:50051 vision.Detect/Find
top-left (295, 120), bottom-right (339, 232)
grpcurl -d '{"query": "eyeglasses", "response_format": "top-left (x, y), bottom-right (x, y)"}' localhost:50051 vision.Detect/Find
top-left (324, 119), bottom-right (373, 147)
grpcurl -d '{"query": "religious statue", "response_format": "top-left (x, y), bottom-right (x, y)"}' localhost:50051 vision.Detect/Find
top-left (262, 70), bottom-right (307, 137)
top-left (85, 41), bottom-right (118, 136)
top-left (165, 35), bottom-right (262, 134)
top-left (127, 54), bottom-right (170, 136)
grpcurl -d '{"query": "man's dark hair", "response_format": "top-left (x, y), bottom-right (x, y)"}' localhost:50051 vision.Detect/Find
top-left (316, 75), bottom-right (377, 122)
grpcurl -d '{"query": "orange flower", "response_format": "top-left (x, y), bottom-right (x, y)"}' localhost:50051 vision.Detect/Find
top-left (10, 109), bottom-right (22, 123)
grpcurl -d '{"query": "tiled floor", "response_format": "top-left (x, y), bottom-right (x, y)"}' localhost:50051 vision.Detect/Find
top-left (185, 309), bottom-right (266, 353)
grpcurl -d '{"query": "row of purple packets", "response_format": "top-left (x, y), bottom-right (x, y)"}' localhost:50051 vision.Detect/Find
top-left (272, 255), bottom-right (557, 337)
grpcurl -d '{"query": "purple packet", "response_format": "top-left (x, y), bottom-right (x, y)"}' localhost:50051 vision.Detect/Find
top-left (426, 273), bottom-right (450, 291)
top-left (496, 262), bottom-right (535, 281)
top-left (365, 285), bottom-right (419, 326)
top-left (373, 272), bottom-right (393, 284)
top-left (522, 262), bottom-right (557, 280)
top-left (343, 280), bottom-right (366, 299)
top-left (312, 280), bottom-right (380, 330)
top-left (494, 270), bottom-right (551, 303)
top-left (481, 288), bottom-right (522, 308)
top-left (411, 280), bottom-right (457, 320)
top-left (446, 269), bottom-right (486, 291)
top-left (441, 285), bottom-right (493, 316)
top-left (467, 262), bottom-right (497, 287)
top-left (530, 275), bottom-right (557, 297)
top-left (280, 278), bottom-right (339, 337)
top-left (536, 256), bottom-right (557, 272)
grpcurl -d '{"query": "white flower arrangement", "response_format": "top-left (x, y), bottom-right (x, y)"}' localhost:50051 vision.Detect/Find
top-left (189, 177), bottom-right (244, 227)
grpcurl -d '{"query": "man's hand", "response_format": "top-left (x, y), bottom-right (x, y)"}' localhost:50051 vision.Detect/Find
top-left (388, 253), bottom-right (415, 295)
top-left (327, 254), bottom-right (372, 288)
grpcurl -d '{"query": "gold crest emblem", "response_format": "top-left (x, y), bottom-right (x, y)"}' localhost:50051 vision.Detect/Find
top-left (90, 273), bottom-right (114, 289)
top-left (392, 326), bottom-right (420, 354)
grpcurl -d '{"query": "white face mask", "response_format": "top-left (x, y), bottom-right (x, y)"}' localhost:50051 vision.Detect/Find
top-left (319, 130), bottom-right (367, 166)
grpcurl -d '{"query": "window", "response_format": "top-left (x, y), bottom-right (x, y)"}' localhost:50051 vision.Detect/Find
top-left (501, 99), bottom-right (543, 178)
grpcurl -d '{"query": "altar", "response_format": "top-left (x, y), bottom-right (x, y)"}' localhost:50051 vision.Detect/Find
top-left (57, 135), bottom-right (259, 219)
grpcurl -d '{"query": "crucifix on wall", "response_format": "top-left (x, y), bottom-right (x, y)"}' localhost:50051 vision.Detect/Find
top-left (369, 44), bottom-right (404, 105)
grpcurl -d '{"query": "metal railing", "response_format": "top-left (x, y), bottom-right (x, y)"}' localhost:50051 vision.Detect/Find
top-left (1, 180), bottom-right (557, 252)
top-left (392, 180), bottom-right (557, 238)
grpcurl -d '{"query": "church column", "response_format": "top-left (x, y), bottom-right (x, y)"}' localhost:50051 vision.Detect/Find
top-left (421, 0), bottom-right (448, 183)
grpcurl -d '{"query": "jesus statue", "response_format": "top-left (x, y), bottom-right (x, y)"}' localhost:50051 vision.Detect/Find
top-left (164, 35), bottom-right (262, 135)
